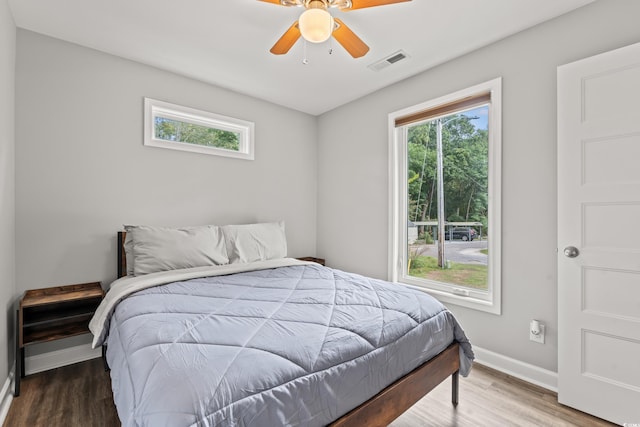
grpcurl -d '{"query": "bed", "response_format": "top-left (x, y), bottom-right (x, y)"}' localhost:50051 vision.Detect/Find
top-left (89, 223), bottom-right (473, 426)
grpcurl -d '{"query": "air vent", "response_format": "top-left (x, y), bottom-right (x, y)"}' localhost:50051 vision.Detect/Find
top-left (368, 50), bottom-right (410, 72)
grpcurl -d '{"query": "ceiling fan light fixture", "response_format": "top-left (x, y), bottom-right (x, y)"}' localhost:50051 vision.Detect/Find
top-left (268, 0), bottom-right (403, 58)
top-left (298, 8), bottom-right (334, 43)
top-left (277, 0), bottom-right (351, 8)
top-left (329, 0), bottom-right (352, 9)
top-left (280, 0), bottom-right (304, 6)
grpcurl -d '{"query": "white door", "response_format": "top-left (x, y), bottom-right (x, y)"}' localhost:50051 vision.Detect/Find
top-left (558, 42), bottom-right (640, 425)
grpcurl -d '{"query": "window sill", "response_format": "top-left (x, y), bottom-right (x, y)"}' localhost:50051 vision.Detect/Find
top-left (396, 280), bottom-right (501, 315)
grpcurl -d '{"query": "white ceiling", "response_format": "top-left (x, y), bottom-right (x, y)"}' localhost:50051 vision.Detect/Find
top-left (8, 0), bottom-right (594, 115)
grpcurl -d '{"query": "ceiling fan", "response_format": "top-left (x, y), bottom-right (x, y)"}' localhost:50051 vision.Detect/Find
top-left (261, 0), bottom-right (411, 58)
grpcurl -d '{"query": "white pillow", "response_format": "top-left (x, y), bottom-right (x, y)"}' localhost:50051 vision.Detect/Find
top-left (222, 221), bottom-right (287, 264)
top-left (128, 225), bottom-right (229, 276)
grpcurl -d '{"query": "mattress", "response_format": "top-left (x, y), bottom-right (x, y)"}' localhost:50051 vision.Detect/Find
top-left (91, 259), bottom-right (473, 427)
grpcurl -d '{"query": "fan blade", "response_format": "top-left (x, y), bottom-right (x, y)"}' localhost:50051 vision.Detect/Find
top-left (332, 18), bottom-right (369, 58)
top-left (258, 0), bottom-right (284, 5)
top-left (270, 21), bottom-right (301, 55)
top-left (346, 0), bottom-right (411, 10)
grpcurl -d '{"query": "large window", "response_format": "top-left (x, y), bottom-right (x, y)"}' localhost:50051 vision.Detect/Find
top-left (388, 78), bottom-right (502, 314)
top-left (144, 98), bottom-right (254, 160)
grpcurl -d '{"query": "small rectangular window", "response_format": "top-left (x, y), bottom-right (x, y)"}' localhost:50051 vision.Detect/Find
top-left (144, 98), bottom-right (254, 160)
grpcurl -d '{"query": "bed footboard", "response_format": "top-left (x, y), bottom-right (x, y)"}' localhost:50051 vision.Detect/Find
top-left (329, 342), bottom-right (460, 427)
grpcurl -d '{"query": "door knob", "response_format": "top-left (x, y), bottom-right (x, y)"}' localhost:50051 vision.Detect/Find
top-left (563, 246), bottom-right (579, 258)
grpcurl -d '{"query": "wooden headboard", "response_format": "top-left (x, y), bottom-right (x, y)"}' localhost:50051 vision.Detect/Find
top-left (117, 231), bottom-right (127, 279)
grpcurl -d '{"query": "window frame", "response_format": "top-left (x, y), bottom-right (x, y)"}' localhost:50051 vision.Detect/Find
top-left (144, 98), bottom-right (255, 160)
top-left (388, 77), bottom-right (502, 314)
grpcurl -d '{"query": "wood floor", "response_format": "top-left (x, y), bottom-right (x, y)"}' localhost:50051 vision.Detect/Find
top-left (4, 358), bottom-right (614, 427)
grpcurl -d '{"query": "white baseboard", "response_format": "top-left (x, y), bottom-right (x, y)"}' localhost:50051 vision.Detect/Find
top-left (473, 346), bottom-right (558, 392)
top-left (26, 343), bottom-right (101, 376)
top-left (0, 366), bottom-right (14, 426)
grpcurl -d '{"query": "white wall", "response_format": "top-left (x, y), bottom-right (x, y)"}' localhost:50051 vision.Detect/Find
top-left (10, 0), bottom-right (640, 378)
top-left (317, 0), bottom-right (640, 372)
top-left (0, 0), bottom-right (16, 383)
top-left (15, 30), bottom-right (318, 353)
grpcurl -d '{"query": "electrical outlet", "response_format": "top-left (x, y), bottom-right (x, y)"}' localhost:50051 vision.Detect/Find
top-left (529, 321), bottom-right (545, 344)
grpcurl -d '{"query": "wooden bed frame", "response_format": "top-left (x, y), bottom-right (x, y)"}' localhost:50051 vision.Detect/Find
top-left (114, 232), bottom-right (461, 426)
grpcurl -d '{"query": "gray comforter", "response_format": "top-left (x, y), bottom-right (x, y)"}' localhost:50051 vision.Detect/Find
top-left (99, 261), bottom-right (473, 426)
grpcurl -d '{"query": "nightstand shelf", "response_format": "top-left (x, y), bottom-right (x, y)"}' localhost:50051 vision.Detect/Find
top-left (15, 282), bottom-right (103, 397)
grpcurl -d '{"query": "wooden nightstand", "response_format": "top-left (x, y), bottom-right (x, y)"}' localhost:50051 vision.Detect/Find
top-left (297, 257), bottom-right (326, 266)
top-left (15, 282), bottom-right (104, 397)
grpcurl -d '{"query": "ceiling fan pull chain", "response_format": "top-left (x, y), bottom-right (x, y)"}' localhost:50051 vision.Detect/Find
top-left (302, 39), bottom-right (310, 65)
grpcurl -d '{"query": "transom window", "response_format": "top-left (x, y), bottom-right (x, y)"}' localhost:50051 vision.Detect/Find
top-left (388, 78), bottom-right (502, 314)
top-left (144, 98), bottom-right (254, 160)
